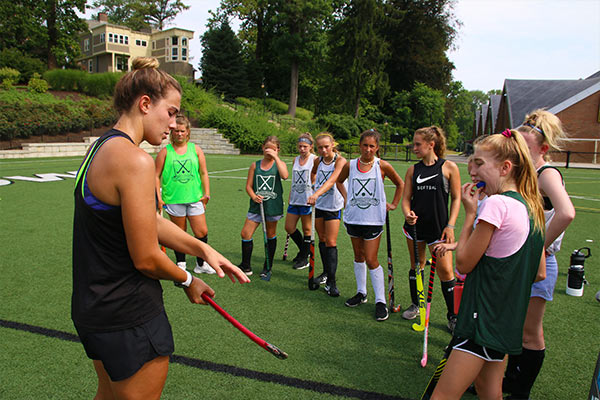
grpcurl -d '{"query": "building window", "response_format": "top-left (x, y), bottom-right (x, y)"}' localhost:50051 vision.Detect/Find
top-left (100, 33), bottom-right (105, 43)
top-left (84, 38), bottom-right (90, 51)
top-left (171, 47), bottom-right (178, 61)
top-left (152, 41), bottom-right (156, 50)
top-left (181, 47), bottom-right (187, 61)
top-left (116, 56), bottom-right (128, 71)
top-left (124, 36), bottom-right (129, 45)
top-left (119, 35), bottom-right (123, 44)
top-left (108, 33), bottom-right (113, 43)
top-left (136, 39), bottom-right (141, 46)
top-left (141, 40), bottom-right (147, 47)
top-left (171, 36), bottom-right (178, 46)
top-left (182, 37), bottom-right (187, 46)
top-left (88, 59), bottom-right (93, 72)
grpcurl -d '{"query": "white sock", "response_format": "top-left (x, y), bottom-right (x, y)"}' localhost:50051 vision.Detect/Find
top-left (370, 266), bottom-right (386, 304)
top-left (354, 261), bottom-right (367, 295)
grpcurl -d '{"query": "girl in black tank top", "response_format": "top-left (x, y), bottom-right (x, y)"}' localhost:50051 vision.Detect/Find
top-left (400, 126), bottom-right (462, 330)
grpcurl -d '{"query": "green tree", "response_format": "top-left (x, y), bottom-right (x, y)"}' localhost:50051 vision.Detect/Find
top-left (92, 0), bottom-right (189, 31)
top-left (200, 21), bottom-right (247, 101)
top-left (91, 0), bottom-right (150, 31)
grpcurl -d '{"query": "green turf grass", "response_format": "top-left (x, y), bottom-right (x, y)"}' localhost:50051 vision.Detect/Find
top-left (0, 154), bottom-right (598, 399)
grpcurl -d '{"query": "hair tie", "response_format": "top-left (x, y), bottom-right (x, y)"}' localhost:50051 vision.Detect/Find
top-left (501, 129), bottom-right (512, 138)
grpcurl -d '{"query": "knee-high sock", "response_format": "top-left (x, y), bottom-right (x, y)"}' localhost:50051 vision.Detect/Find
top-left (241, 239), bottom-right (253, 268)
top-left (441, 279), bottom-right (456, 319)
top-left (409, 269), bottom-right (418, 306)
top-left (290, 229), bottom-right (303, 251)
top-left (369, 266), bottom-right (386, 304)
top-left (326, 246), bottom-right (338, 286)
top-left (195, 235), bottom-right (208, 265)
top-left (299, 235), bottom-right (311, 261)
top-left (503, 353), bottom-right (523, 394)
top-left (318, 242), bottom-right (328, 275)
top-left (354, 261), bottom-right (367, 295)
top-left (513, 348), bottom-right (546, 398)
top-left (264, 236), bottom-right (277, 269)
top-left (175, 250), bottom-right (186, 263)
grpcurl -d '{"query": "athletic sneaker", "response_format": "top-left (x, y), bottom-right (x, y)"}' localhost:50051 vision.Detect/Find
top-left (194, 261), bottom-right (216, 274)
top-left (324, 284), bottom-right (340, 297)
top-left (239, 264), bottom-right (252, 276)
top-left (314, 273), bottom-right (327, 285)
top-left (344, 292), bottom-right (367, 307)
top-left (402, 303), bottom-right (420, 320)
top-left (375, 302), bottom-right (389, 321)
top-left (447, 315), bottom-right (457, 334)
top-left (292, 259), bottom-right (309, 270)
top-left (259, 267), bottom-right (269, 278)
top-left (176, 261), bottom-right (187, 271)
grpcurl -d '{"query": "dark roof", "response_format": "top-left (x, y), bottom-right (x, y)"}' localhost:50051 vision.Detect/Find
top-left (489, 95), bottom-right (501, 131)
top-left (505, 78), bottom-right (600, 127)
top-left (480, 102), bottom-right (488, 134)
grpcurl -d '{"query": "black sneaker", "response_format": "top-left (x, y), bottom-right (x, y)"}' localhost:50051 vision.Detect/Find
top-left (259, 268), bottom-right (268, 278)
top-left (345, 292), bottom-right (367, 307)
top-left (292, 259), bottom-right (309, 270)
top-left (375, 302), bottom-right (389, 321)
top-left (314, 273), bottom-right (327, 285)
top-left (239, 264), bottom-right (252, 276)
top-left (324, 284), bottom-right (340, 297)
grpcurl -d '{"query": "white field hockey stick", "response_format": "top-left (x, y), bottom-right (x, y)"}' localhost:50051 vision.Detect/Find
top-left (421, 254), bottom-right (437, 367)
top-left (259, 201), bottom-right (271, 281)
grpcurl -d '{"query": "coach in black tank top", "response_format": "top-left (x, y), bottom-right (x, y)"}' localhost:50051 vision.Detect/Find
top-left (400, 126), bottom-right (462, 332)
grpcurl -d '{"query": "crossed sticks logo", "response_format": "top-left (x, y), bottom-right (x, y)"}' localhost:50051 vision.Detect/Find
top-left (173, 159), bottom-right (192, 184)
top-left (317, 170), bottom-right (333, 197)
top-left (291, 170), bottom-right (309, 194)
top-left (349, 177), bottom-right (380, 209)
top-left (256, 175), bottom-right (277, 200)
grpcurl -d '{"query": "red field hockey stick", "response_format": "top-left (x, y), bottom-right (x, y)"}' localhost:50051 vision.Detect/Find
top-left (201, 293), bottom-right (288, 360)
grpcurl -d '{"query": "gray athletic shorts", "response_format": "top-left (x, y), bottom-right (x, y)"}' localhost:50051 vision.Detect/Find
top-left (165, 201), bottom-right (205, 217)
top-left (531, 254), bottom-right (558, 301)
top-left (247, 212), bottom-right (283, 223)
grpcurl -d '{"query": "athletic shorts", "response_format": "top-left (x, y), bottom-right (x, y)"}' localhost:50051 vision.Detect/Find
top-left (247, 212), bottom-right (283, 223)
top-left (315, 208), bottom-right (341, 221)
top-left (402, 225), bottom-right (443, 246)
top-left (165, 201), bottom-right (205, 217)
top-left (453, 338), bottom-right (505, 362)
top-left (75, 310), bottom-right (174, 381)
top-left (345, 223), bottom-right (383, 240)
top-left (531, 254), bottom-right (558, 301)
top-left (287, 204), bottom-right (312, 216)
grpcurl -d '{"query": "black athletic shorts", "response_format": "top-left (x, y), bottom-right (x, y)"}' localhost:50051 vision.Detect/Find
top-left (344, 223), bottom-right (383, 240)
top-left (452, 338), bottom-right (505, 362)
top-left (75, 310), bottom-right (174, 381)
top-left (315, 208), bottom-right (341, 221)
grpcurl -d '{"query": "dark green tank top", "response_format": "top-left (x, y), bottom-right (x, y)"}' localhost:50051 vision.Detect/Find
top-left (453, 191), bottom-right (544, 354)
top-left (248, 160), bottom-right (284, 216)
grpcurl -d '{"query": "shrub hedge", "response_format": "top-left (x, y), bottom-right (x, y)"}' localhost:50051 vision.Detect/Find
top-left (43, 69), bottom-right (122, 98)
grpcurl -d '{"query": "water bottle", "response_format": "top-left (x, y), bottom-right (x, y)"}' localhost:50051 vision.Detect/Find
top-left (566, 247), bottom-right (591, 296)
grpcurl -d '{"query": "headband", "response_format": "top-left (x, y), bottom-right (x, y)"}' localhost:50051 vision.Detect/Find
top-left (298, 137), bottom-right (312, 145)
top-left (523, 123), bottom-right (545, 137)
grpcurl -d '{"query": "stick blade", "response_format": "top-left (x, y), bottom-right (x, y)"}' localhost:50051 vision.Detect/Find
top-left (266, 343), bottom-right (288, 360)
top-left (412, 322), bottom-right (425, 332)
top-left (420, 355), bottom-right (428, 367)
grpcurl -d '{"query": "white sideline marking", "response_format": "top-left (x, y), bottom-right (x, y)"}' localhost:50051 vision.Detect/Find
top-left (570, 195), bottom-right (600, 202)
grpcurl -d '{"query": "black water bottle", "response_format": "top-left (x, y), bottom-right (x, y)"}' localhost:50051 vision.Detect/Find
top-left (566, 247), bottom-right (591, 297)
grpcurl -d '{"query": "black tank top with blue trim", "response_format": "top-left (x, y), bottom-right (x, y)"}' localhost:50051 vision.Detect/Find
top-left (72, 129), bottom-right (164, 332)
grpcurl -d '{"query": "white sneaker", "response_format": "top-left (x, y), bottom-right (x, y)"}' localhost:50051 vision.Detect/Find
top-left (176, 261), bottom-right (187, 271)
top-left (194, 261), bottom-right (216, 274)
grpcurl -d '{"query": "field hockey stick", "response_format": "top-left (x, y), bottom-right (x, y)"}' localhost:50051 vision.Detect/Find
top-left (412, 224), bottom-right (426, 332)
top-left (420, 337), bottom-right (455, 400)
top-left (420, 253), bottom-right (437, 367)
top-left (282, 234), bottom-right (290, 260)
top-left (386, 212), bottom-right (401, 313)
top-left (201, 293), bottom-right (288, 360)
top-left (308, 207), bottom-right (319, 290)
top-left (259, 201), bottom-right (271, 281)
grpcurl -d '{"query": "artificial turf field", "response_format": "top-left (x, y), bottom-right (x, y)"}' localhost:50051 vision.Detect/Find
top-left (0, 153), bottom-right (598, 399)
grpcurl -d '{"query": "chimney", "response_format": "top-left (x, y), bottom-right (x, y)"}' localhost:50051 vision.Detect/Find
top-left (98, 12), bottom-right (108, 22)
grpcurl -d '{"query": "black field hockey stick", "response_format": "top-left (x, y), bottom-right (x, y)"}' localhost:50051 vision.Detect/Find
top-left (412, 224), bottom-right (426, 331)
top-left (282, 234), bottom-right (290, 260)
top-left (420, 253), bottom-right (437, 367)
top-left (386, 212), bottom-right (401, 313)
top-left (259, 202), bottom-right (271, 281)
top-left (308, 207), bottom-right (319, 290)
top-left (201, 293), bottom-right (288, 359)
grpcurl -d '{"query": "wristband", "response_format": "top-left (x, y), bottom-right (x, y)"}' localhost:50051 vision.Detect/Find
top-left (175, 270), bottom-right (193, 288)
top-left (446, 224), bottom-right (455, 229)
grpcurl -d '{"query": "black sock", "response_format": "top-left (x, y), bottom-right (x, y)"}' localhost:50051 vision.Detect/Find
top-left (241, 239), bottom-right (253, 268)
top-left (318, 242), bottom-right (328, 276)
top-left (290, 229), bottom-right (303, 250)
top-left (503, 353), bottom-right (522, 394)
top-left (326, 246), bottom-right (338, 286)
top-left (264, 236), bottom-right (277, 270)
top-left (300, 235), bottom-right (311, 261)
top-left (409, 269), bottom-right (418, 305)
top-left (195, 234), bottom-right (208, 266)
top-left (441, 279), bottom-right (456, 319)
top-left (513, 348), bottom-right (546, 398)
top-left (175, 251), bottom-right (186, 263)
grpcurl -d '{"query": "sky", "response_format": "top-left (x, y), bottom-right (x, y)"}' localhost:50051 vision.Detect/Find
top-left (91, 0), bottom-right (600, 93)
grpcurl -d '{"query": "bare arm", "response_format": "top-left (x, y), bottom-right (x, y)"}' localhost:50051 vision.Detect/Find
top-left (442, 161), bottom-right (462, 243)
top-left (538, 169), bottom-right (575, 249)
top-left (307, 156), bottom-right (347, 205)
top-left (265, 148), bottom-right (289, 180)
top-left (245, 162), bottom-right (261, 203)
top-left (401, 166), bottom-right (416, 224)
top-left (196, 145), bottom-right (210, 206)
top-left (380, 160), bottom-right (404, 211)
top-left (535, 251), bottom-right (546, 282)
top-left (154, 148), bottom-right (167, 210)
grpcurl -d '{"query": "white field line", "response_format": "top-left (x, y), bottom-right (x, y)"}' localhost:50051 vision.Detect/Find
top-left (570, 195), bottom-right (600, 202)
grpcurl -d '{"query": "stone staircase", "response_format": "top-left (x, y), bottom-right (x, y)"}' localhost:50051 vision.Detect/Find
top-left (0, 128), bottom-right (239, 159)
